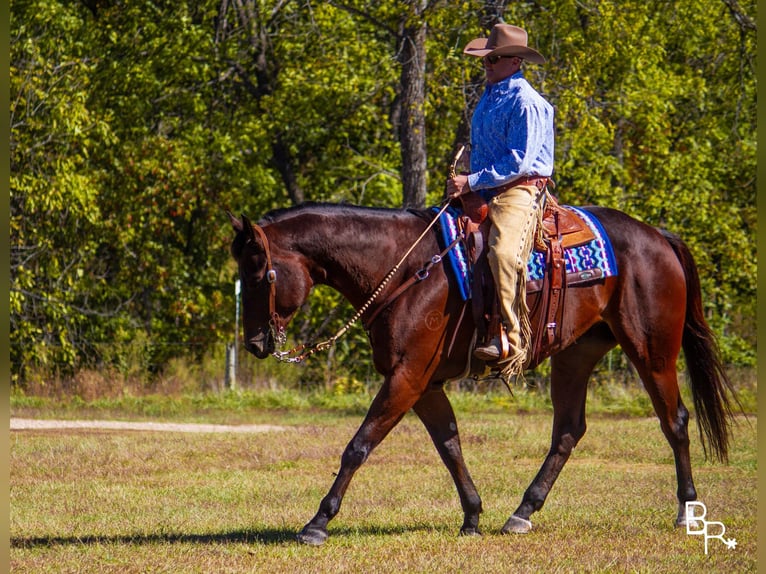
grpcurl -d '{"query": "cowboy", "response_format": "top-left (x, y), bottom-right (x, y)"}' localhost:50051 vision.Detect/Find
top-left (447, 24), bottom-right (554, 377)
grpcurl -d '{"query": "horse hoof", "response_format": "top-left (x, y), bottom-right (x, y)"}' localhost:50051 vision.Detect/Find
top-left (501, 515), bottom-right (533, 534)
top-left (459, 526), bottom-right (482, 537)
top-left (676, 517), bottom-right (703, 530)
top-left (296, 526), bottom-right (328, 546)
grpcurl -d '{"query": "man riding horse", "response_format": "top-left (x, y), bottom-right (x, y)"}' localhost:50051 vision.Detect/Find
top-left (447, 24), bottom-right (554, 379)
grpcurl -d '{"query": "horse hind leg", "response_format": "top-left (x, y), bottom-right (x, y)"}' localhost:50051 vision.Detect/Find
top-left (667, 400), bottom-right (701, 529)
top-left (613, 325), bottom-right (698, 528)
top-left (505, 332), bottom-right (615, 533)
top-left (632, 357), bottom-right (698, 527)
top-left (412, 385), bottom-right (483, 536)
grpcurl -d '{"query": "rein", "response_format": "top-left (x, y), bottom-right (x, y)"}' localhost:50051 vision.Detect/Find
top-left (261, 199), bottom-right (457, 363)
top-left (255, 146), bottom-right (466, 364)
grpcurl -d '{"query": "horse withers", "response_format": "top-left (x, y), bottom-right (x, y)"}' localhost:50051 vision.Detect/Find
top-left (228, 202), bottom-right (737, 545)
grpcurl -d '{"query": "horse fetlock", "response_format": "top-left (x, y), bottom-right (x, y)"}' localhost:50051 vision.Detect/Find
top-left (318, 495), bottom-right (342, 521)
top-left (461, 493), bottom-right (482, 516)
top-left (524, 484), bottom-right (550, 510)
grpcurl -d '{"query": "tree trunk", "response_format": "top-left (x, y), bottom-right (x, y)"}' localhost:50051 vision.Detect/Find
top-left (449, 4), bottom-right (508, 176)
top-left (397, 3), bottom-right (428, 209)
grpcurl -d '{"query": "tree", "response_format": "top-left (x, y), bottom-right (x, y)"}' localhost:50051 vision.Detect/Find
top-left (215, 0), bottom-right (305, 205)
top-left (11, 0), bottom-right (117, 380)
top-left (10, 0), bottom-right (756, 388)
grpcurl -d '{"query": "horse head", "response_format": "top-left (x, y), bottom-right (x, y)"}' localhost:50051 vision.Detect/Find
top-left (228, 211), bottom-right (313, 359)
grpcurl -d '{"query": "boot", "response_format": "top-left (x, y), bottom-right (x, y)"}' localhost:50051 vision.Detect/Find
top-left (473, 336), bottom-right (503, 361)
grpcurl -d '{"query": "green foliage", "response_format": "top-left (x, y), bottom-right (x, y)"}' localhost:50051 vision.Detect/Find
top-left (533, 0), bottom-right (756, 364)
top-left (10, 0), bottom-right (756, 387)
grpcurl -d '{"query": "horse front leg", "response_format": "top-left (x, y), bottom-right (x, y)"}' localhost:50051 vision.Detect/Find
top-left (297, 377), bottom-right (421, 545)
top-left (412, 385), bottom-right (483, 536)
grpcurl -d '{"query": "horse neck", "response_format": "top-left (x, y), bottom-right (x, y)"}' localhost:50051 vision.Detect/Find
top-left (271, 210), bottom-right (417, 309)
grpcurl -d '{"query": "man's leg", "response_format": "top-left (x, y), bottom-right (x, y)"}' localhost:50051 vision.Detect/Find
top-left (474, 184), bottom-right (541, 374)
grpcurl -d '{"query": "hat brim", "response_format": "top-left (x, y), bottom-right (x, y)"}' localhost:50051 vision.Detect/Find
top-left (463, 38), bottom-right (546, 64)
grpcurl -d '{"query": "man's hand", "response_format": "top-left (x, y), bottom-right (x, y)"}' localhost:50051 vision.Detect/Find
top-left (446, 174), bottom-right (470, 199)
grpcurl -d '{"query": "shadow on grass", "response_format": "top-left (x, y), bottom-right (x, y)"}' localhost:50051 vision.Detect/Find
top-left (11, 524), bottom-right (445, 549)
top-left (11, 528), bottom-right (297, 548)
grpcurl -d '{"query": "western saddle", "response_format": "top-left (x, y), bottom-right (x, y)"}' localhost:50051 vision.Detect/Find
top-left (456, 189), bottom-right (597, 368)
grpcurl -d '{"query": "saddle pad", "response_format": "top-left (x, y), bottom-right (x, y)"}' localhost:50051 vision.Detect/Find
top-left (434, 206), bottom-right (473, 300)
top-left (432, 205), bottom-right (618, 301)
top-left (528, 206), bottom-right (618, 282)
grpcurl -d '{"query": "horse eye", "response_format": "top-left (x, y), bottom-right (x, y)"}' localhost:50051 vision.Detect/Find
top-left (241, 254), bottom-right (267, 288)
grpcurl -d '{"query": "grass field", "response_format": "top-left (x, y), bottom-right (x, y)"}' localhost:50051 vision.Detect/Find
top-left (10, 394), bottom-right (756, 573)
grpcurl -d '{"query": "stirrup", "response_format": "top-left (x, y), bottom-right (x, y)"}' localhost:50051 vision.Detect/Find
top-left (473, 339), bottom-right (501, 361)
top-left (473, 332), bottom-right (510, 362)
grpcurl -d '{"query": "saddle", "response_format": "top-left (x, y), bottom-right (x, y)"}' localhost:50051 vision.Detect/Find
top-left (456, 190), bottom-right (596, 368)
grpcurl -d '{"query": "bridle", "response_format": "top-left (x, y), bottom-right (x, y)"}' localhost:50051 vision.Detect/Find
top-left (247, 223), bottom-right (287, 348)
top-left (243, 146), bottom-right (466, 363)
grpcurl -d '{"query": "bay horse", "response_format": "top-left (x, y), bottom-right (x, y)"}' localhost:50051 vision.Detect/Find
top-left (228, 202), bottom-right (736, 546)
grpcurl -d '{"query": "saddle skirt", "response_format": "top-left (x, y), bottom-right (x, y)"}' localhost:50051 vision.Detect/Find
top-left (433, 203), bottom-right (618, 301)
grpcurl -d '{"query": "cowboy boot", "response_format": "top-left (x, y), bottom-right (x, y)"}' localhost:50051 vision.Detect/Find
top-left (473, 330), bottom-right (510, 362)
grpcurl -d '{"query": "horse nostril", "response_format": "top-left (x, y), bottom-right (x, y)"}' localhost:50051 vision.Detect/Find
top-left (243, 334), bottom-right (271, 359)
top-left (244, 339), bottom-right (259, 354)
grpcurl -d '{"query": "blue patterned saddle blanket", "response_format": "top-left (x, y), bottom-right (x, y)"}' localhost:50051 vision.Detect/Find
top-left (432, 205), bottom-right (618, 301)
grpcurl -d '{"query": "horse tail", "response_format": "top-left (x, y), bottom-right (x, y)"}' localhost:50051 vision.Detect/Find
top-left (660, 230), bottom-right (737, 463)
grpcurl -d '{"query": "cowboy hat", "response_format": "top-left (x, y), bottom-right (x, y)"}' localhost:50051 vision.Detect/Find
top-left (463, 24), bottom-right (545, 64)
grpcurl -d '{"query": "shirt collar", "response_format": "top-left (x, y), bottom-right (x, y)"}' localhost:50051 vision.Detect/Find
top-left (487, 70), bottom-right (524, 94)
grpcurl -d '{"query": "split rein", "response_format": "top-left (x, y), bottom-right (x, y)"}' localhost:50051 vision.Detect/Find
top-left (254, 199), bottom-right (459, 364)
top-left (254, 146), bottom-right (467, 364)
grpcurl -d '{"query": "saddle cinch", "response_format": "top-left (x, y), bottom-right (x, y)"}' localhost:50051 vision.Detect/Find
top-left (456, 190), bottom-right (597, 368)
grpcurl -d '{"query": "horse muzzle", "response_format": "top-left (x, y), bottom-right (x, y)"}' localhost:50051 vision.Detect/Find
top-left (243, 328), bottom-right (274, 359)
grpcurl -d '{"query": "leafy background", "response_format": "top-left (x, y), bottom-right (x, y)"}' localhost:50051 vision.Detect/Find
top-left (10, 0), bottom-right (756, 390)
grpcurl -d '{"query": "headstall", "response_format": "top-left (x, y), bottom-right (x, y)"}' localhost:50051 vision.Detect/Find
top-left (242, 145), bottom-right (466, 363)
top-left (248, 223), bottom-right (286, 347)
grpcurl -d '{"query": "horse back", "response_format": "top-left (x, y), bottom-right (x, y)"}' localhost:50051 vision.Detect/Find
top-left (554, 206), bottom-right (688, 349)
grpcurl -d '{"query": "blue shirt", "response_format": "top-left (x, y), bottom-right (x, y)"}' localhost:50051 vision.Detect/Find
top-left (468, 71), bottom-right (554, 195)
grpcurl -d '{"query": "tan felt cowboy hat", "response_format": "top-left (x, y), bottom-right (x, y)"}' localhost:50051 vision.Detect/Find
top-left (463, 24), bottom-right (545, 64)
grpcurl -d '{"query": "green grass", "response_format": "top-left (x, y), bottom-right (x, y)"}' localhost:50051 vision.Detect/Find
top-left (11, 404), bottom-right (757, 572)
top-left (10, 367), bottom-right (758, 424)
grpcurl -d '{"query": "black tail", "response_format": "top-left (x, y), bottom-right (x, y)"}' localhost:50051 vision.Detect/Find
top-left (661, 230), bottom-right (738, 462)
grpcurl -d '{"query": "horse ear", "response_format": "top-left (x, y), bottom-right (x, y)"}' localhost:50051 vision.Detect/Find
top-left (226, 210), bottom-right (243, 233)
top-left (241, 214), bottom-right (257, 243)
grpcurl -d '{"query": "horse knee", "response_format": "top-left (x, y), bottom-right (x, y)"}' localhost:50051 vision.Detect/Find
top-left (556, 429), bottom-right (583, 456)
top-left (341, 439), bottom-right (370, 470)
top-left (443, 435), bottom-right (464, 460)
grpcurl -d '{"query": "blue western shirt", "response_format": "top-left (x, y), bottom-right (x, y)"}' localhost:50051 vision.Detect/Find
top-left (468, 71), bottom-right (554, 196)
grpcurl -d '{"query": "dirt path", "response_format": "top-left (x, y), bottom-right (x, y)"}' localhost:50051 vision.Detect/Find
top-left (10, 418), bottom-right (288, 433)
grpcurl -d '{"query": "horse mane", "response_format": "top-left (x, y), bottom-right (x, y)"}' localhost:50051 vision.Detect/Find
top-left (258, 201), bottom-right (434, 225)
top-left (232, 202), bottom-right (434, 260)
